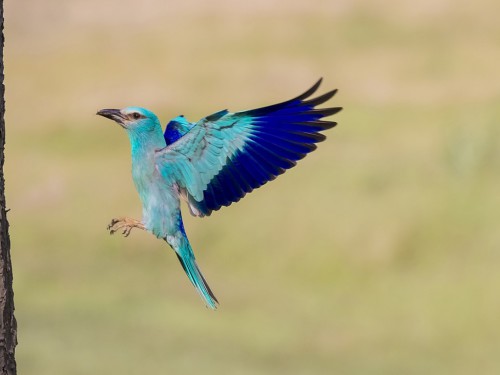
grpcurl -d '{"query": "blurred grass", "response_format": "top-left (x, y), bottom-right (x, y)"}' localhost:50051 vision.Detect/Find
top-left (4, 0), bottom-right (500, 374)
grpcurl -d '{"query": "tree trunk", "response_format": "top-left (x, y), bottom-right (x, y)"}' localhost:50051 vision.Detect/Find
top-left (0, 1), bottom-right (17, 373)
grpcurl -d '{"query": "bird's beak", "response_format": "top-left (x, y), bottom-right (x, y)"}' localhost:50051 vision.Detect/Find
top-left (96, 109), bottom-right (126, 127)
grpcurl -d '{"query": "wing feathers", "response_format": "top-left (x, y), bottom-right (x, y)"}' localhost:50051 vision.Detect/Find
top-left (244, 78), bottom-right (323, 116)
top-left (156, 79), bottom-right (341, 216)
top-left (302, 88), bottom-right (338, 107)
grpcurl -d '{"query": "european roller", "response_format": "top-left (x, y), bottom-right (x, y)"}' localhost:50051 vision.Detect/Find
top-left (97, 79), bottom-right (341, 309)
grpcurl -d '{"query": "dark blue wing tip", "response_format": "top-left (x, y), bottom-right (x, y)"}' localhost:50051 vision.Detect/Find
top-left (243, 79), bottom-right (341, 119)
top-left (295, 78), bottom-right (323, 101)
top-left (196, 79), bottom-right (342, 216)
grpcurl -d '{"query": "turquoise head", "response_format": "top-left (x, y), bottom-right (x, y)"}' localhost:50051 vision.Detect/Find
top-left (97, 107), bottom-right (161, 132)
top-left (97, 106), bottom-right (167, 153)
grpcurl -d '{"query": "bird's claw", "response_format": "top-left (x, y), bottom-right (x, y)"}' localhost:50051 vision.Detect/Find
top-left (107, 218), bottom-right (119, 232)
top-left (122, 227), bottom-right (133, 237)
top-left (107, 217), bottom-right (145, 237)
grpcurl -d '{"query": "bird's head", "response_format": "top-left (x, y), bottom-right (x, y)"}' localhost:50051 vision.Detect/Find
top-left (97, 107), bottom-right (161, 133)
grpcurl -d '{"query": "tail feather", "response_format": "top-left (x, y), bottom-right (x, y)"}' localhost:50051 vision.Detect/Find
top-left (174, 244), bottom-right (219, 310)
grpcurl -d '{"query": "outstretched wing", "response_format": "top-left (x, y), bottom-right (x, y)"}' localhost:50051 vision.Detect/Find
top-left (155, 78), bottom-right (341, 217)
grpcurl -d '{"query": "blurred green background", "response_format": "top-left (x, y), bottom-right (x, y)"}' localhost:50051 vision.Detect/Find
top-left (5, 0), bottom-right (500, 373)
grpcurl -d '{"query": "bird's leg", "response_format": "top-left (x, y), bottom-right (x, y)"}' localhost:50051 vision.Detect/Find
top-left (107, 217), bottom-right (145, 237)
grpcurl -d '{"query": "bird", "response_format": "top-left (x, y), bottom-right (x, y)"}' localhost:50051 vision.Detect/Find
top-left (97, 78), bottom-right (341, 309)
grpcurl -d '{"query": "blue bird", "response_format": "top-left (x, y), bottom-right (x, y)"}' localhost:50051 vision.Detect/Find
top-left (97, 79), bottom-right (341, 309)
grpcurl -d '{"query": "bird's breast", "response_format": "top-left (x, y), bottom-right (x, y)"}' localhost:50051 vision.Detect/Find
top-left (131, 160), bottom-right (179, 238)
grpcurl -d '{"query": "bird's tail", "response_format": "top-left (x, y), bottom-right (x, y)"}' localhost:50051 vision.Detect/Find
top-left (172, 235), bottom-right (219, 310)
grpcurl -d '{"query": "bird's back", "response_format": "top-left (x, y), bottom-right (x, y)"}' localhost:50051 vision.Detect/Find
top-left (164, 115), bottom-right (194, 145)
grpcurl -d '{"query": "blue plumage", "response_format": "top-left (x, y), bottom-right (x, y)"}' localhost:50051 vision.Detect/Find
top-left (163, 115), bottom-right (193, 145)
top-left (188, 80), bottom-right (341, 216)
top-left (97, 79), bottom-right (341, 309)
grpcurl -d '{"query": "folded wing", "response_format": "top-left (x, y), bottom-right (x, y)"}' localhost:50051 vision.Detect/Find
top-left (155, 78), bottom-right (341, 217)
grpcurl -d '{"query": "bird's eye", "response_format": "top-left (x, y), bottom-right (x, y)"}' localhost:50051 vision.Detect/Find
top-left (132, 112), bottom-right (141, 120)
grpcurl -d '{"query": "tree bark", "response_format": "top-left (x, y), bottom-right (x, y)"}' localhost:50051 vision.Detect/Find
top-left (0, 1), bottom-right (17, 373)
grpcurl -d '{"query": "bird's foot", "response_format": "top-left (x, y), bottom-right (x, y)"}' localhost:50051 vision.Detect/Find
top-left (107, 217), bottom-right (145, 237)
